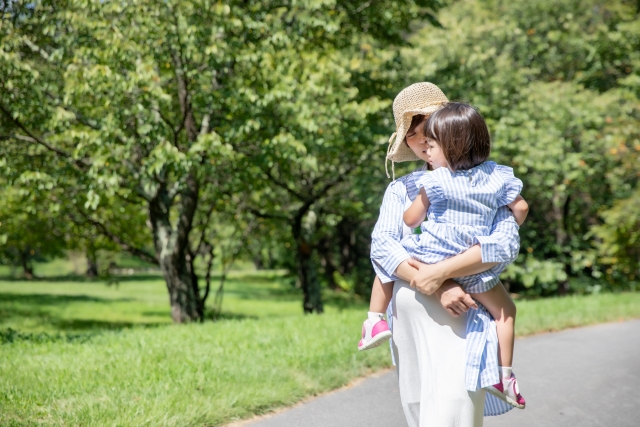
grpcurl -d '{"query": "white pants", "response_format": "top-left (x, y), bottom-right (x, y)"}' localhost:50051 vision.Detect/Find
top-left (392, 280), bottom-right (486, 427)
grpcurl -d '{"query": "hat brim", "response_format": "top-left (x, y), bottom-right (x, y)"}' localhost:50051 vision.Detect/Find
top-left (386, 104), bottom-right (443, 163)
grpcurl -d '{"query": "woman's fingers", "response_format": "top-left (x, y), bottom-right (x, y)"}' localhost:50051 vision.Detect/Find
top-left (462, 294), bottom-right (478, 309)
top-left (447, 307), bottom-right (460, 317)
top-left (453, 301), bottom-right (468, 313)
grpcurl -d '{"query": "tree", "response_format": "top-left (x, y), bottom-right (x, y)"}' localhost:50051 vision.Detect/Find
top-left (404, 0), bottom-right (640, 294)
top-left (0, 187), bottom-right (67, 278)
top-left (1, 0), bottom-right (439, 319)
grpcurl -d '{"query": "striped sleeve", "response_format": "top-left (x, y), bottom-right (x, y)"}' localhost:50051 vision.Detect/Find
top-left (475, 206), bottom-right (521, 264)
top-left (372, 260), bottom-right (396, 284)
top-left (496, 165), bottom-right (523, 207)
top-left (370, 179), bottom-right (411, 283)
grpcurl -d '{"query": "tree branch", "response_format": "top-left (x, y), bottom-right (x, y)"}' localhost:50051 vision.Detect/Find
top-left (261, 166), bottom-right (306, 201)
top-left (74, 211), bottom-right (158, 265)
top-left (174, 171), bottom-right (199, 254)
top-left (0, 103), bottom-right (90, 169)
top-left (310, 166), bottom-right (352, 202)
top-left (44, 91), bottom-right (102, 131)
top-left (201, 240), bottom-right (215, 306)
top-left (168, 7), bottom-right (198, 145)
top-left (191, 202), bottom-right (217, 255)
top-left (247, 207), bottom-right (289, 221)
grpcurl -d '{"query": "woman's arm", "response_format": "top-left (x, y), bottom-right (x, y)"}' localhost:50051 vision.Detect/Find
top-left (398, 245), bottom-right (499, 295)
top-left (395, 260), bottom-right (478, 316)
top-left (507, 195), bottom-right (529, 226)
top-left (370, 179), bottom-right (412, 282)
top-left (403, 188), bottom-right (430, 229)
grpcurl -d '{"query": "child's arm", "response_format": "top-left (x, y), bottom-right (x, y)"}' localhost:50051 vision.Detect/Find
top-left (403, 188), bottom-right (430, 229)
top-left (507, 195), bottom-right (529, 226)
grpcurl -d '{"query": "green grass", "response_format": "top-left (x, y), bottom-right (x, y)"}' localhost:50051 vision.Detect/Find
top-left (514, 292), bottom-right (640, 336)
top-left (0, 270), bottom-right (364, 334)
top-left (0, 270), bottom-right (639, 426)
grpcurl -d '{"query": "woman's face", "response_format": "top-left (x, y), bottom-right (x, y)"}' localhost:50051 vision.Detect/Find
top-left (405, 118), bottom-right (430, 162)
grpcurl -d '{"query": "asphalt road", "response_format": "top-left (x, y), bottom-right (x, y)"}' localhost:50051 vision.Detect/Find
top-left (241, 319), bottom-right (640, 427)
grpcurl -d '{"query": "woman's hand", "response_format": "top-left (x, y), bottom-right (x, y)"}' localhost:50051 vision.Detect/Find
top-left (407, 258), bottom-right (446, 295)
top-left (434, 281), bottom-right (478, 317)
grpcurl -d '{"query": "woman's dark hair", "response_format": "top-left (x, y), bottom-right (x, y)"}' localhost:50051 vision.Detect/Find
top-left (403, 114), bottom-right (426, 146)
top-left (423, 102), bottom-right (491, 171)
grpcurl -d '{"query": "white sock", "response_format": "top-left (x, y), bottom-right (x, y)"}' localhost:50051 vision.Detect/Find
top-left (368, 311), bottom-right (384, 322)
top-left (500, 366), bottom-right (513, 380)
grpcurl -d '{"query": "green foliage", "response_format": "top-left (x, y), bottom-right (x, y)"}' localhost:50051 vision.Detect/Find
top-left (1, 0), bottom-right (639, 302)
top-left (592, 187), bottom-right (640, 288)
top-left (0, 186), bottom-right (68, 277)
top-left (0, 0), bottom-right (440, 316)
top-left (406, 0), bottom-right (640, 294)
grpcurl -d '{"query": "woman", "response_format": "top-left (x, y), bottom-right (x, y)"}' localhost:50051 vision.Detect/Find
top-left (371, 83), bottom-right (519, 426)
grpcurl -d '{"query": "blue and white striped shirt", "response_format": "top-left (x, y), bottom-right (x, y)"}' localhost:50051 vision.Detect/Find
top-left (371, 167), bottom-right (519, 416)
top-left (402, 161), bottom-right (522, 294)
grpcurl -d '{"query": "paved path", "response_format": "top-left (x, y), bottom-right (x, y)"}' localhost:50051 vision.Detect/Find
top-left (242, 319), bottom-right (640, 427)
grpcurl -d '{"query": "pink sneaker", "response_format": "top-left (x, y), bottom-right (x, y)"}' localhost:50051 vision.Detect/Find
top-left (486, 374), bottom-right (526, 409)
top-left (357, 317), bottom-right (392, 351)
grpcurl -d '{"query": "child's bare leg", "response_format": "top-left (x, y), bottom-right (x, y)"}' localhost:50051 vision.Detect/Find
top-left (370, 275), bottom-right (394, 313)
top-left (473, 283), bottom-right (526, 408)
top-left (470, 282), bottom-right (516, 367)
top-left (358, 275), bottom-right (393, 351)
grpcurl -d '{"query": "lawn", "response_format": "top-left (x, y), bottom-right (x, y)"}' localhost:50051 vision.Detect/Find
top-left (1, 270), bottom-right (639, 426)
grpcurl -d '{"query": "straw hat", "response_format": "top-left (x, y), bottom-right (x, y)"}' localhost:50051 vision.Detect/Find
top-left (385, 82), bottom-right (449, 177)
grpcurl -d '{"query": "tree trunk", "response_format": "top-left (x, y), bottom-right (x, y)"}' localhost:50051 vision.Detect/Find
top-left (159, 252), bottom-right (201, 322)
top-left (20, 250), bottom-right (34, 280)
top-left (86, 251), bottom-right (99, 278)
top-left (148, 180), bottom-right (202, 323)
top-left (297, 240), bottom-right (323, 314)
top-left (318, 238), bottom-right (338, 290)
top-left (253, 255), bottom-right (264, 270)
top-left (292, 210), bottom-right (323, 313)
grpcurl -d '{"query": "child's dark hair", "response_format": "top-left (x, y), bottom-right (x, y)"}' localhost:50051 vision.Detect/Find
top-left (423, 102), bottom-right (491, 171)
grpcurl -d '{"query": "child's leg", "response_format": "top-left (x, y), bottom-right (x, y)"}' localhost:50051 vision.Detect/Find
top-left (471, 283), bottom-right (525, 408)
top-left (470, 282), bottom-right (516, 368)
top-left (358, 275), bottom-right (393, 351)
top-left (370, 275), bottom-right (394, 313)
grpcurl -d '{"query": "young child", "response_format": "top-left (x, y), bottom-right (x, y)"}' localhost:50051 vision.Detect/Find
top-left (360, 102), bottom-right (529, 409)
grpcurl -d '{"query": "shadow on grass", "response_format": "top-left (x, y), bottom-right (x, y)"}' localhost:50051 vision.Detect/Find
top-left (0, 293), bottom-right (134, 304)
top-left (0, 327), bottom-right (102, 345)
top-left (222, 275), bottom-right (302, 302)
top-left (0, 292), bottom-right (167, 335)
top-left (205, 310), bottom-right (259, 321)
top-left (0, 273), bottom-right (164, 283)
top-left (50, 318), bottom-right (165, 331)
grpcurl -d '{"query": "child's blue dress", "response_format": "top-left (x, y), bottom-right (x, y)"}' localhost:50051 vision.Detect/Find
top-left (401, 161), bottom-right (523, 294)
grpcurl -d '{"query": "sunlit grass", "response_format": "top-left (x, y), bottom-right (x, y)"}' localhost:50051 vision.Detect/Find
top-left (515, 292), bottom-right (640, 336)
top-left (0, 270), bottom-right (364, 334)
top-left (0, 271), bottom-right (378, 427)
top-left (0, 267), bottom-right (638, 426)
top-left (0, 312), bottom-right (388, 427)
